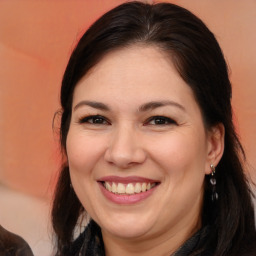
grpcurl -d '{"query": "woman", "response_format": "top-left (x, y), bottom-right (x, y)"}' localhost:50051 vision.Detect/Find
top-left (52, 2), bottom-right (256, 255)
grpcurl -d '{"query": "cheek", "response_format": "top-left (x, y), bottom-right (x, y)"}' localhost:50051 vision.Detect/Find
top-left (66, 131), bottom-right (106, 175)
top-left (66, 131), bottom-right (108, 214)
top-left (150, 132), bottom-right (206, 168)
top-left (157, 132), bottom-right (206, 206)
top-left (147, 130), bottom-right (207, 192)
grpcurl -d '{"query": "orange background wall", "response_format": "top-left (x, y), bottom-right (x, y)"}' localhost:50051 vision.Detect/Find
top-left (0, 1), bottom-right (255, 254)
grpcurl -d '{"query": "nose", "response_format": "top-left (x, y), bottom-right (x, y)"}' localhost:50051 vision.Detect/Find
top-left (104, 125), bottom-right (147, 169)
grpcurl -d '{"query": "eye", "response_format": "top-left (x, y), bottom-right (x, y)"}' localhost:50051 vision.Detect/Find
top-left (78, 115), bottom-right (110, 125)
top-left (145, 116), bottom-right (177, 126)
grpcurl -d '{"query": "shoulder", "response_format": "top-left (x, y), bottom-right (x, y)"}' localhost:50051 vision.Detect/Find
top-left (0, 225), bottom-right (34, 256)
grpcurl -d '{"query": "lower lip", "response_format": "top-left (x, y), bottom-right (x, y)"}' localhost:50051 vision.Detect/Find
top-left (98, 182), bottom-right (158, 204)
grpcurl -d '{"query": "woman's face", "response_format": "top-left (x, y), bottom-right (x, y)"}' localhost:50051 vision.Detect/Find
top-left (66, 46), bottom-right (218, 243)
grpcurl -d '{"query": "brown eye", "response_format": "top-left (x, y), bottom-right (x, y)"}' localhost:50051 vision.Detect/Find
top-left (146, 116), bottom-right (177, 125)
top-left (79, 115), bottom-right (109, 125)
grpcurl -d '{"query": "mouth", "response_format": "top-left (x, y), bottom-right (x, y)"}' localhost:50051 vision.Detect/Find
top-left (97, 176), bottom-right (160, 204)
top-left (102, 181), bottom-right (158, 195)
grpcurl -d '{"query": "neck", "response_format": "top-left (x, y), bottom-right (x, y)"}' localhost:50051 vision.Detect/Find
top-left (102, 218), bottom-right (201, 256)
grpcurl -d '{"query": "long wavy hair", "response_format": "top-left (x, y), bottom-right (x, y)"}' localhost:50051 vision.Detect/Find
top-left (52, 2), bottom-right (256, 255)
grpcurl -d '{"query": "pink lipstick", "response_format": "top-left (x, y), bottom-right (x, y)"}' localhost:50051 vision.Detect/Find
top-left (98, 176), bottom-right (159, 204)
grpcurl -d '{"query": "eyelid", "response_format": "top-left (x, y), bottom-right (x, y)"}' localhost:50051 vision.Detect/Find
top-left (78, 115), bottom-right (110, 125)
top-left (144, 116), bottom-right (177, 125)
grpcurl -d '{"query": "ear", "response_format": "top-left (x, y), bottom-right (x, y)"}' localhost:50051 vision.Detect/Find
top-left (205, 123), bottom-right (225, 174)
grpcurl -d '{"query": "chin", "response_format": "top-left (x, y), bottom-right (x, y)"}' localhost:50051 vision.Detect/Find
top-left (99, 215), bottom-right (155, 239)
top-left (105, 226), bottom-right (150, 240)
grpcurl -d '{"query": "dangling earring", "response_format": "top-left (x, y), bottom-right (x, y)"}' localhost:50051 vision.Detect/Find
top-left (210, 164), bottom-right (218, 201)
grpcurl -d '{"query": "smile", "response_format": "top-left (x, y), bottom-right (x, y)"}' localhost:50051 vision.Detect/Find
top-left (98, 176), bottom-right (160, 204)
top-left (103, 182), bottom-right (157, 195)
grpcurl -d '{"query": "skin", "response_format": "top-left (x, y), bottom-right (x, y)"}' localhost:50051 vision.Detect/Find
top-left (66, 46), bottom-right (224, 256)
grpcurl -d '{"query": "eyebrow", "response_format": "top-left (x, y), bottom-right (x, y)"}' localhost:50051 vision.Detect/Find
top-left (74, 101), bottom-right (110, 111)
top-left (73, 100), bottom-right (185, 112)
top-left (138, 100), bottom-right (186, 112)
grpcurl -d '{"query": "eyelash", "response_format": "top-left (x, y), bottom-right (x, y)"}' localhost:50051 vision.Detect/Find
top-left (78, 115), bottom-right (110, 125)
top-left (78, 115), bottom-right (177, 126)
top-left (145, 116), bottom-right (177, 126)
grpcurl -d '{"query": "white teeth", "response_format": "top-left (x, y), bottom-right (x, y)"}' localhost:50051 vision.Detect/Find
top-left (112, 182), bottom-right (117, 193)
top-left (105, 182), bottom-right (111, 192)
top-left (104, 182), bottom-right (156, 195)
top-left (125, 183), bottom-right (134, 194)
top-left (134, 183), bottom-right (142, 193)
top-left (141, 183), bottom-right (147, 192)
top-left (117, 183), bottom-right (126, 194)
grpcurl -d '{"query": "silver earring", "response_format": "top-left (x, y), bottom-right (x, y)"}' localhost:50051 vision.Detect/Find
top-left (210, 164), bottom-right (218, 201)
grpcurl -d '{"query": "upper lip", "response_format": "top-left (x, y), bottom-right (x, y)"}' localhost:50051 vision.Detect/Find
top-left (97, 176), bottom-right (160, 184)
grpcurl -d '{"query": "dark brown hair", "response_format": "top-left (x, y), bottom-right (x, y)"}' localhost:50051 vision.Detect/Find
top-left (52, 2), bottom-right (256, 255)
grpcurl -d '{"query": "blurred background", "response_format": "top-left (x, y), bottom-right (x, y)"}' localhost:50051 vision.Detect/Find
top-left (0, 0), bottom-right (255, 255)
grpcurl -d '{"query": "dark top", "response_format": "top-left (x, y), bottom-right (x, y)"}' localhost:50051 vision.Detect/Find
top-left (0, 225), bottom-right (34, 256)
top-left (64, 221), bottom-right (213, 256)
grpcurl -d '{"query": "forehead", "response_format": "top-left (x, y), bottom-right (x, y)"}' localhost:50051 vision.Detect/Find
top-left (73, 45), bottom-right (196, 109)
